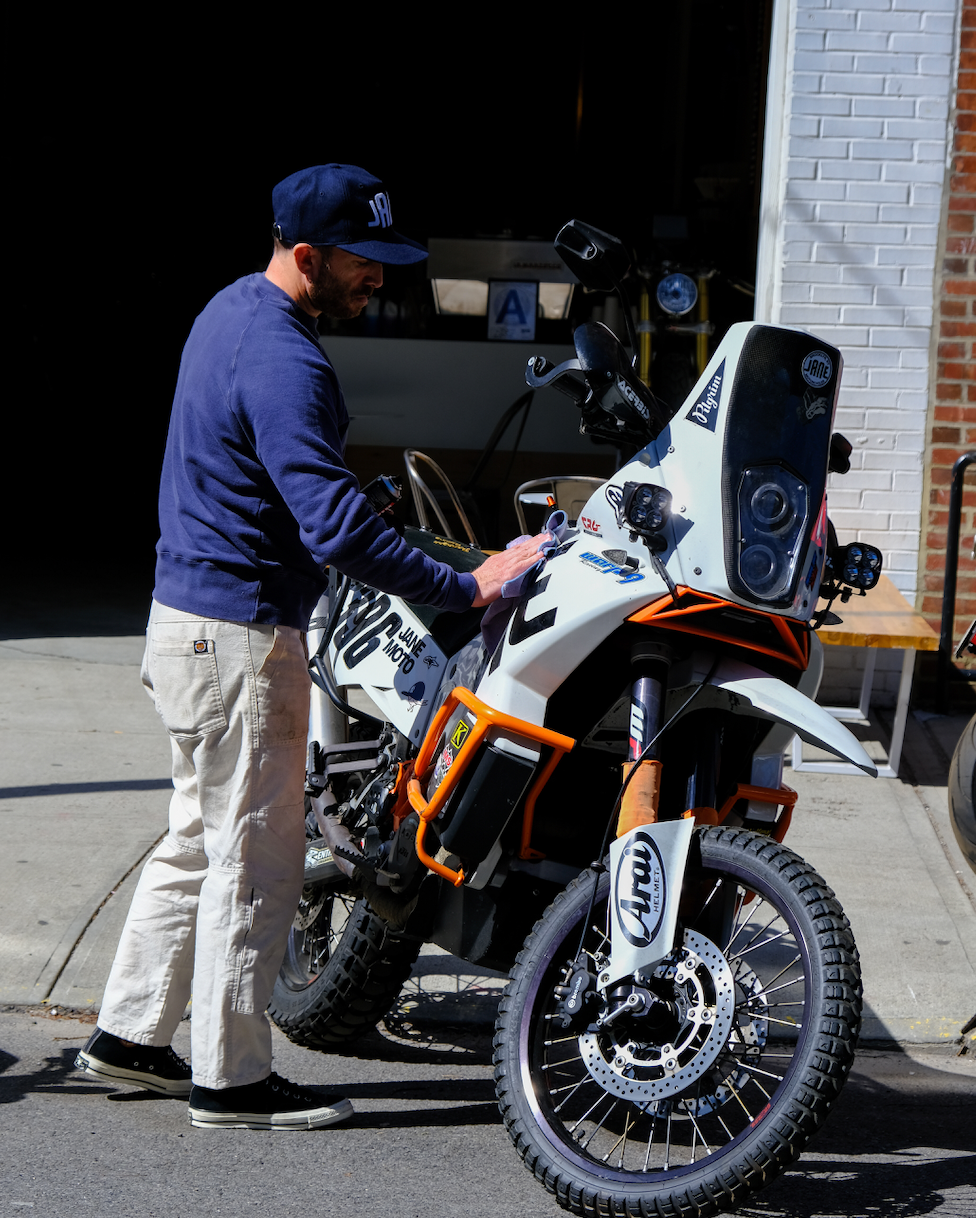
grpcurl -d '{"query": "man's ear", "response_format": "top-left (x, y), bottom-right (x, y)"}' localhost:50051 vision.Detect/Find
top-left (292, 243), bottom-right (319, 281)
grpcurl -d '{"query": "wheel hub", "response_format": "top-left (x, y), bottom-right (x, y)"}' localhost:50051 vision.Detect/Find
top-left (578, 929), bottom-right (735, 1101)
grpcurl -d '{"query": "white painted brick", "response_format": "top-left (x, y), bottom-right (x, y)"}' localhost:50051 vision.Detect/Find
top-left (879, 204), bottom-right (941, 223)
top-left (784, 201), bottom-right (819, 221)
top-left (882, 160), bottom-right (946, 183)
top-left (786, 158), bottom-right (819, 179)
top-left (891, 31), bottom-right (954, 55)
top-left (866, 325), bottom-right (930, 345)
top-left (786, 181), bottom-right (848, 200)
top-left (798, 7), bottom-right (856, 29)
top-left (902, 268), bottom-right (938, 288)
top-left (916, 98), bottom-right (950, 121)
top-left (824, 72), bottom-right (885, 94)
top-left (921, 12), bottom-right (956, 34)
top-left (890, 389), bottom-right (930, 411)
top-left (899, 348), bottom-right (930, 367)
top-left (780, 304), bottom-right (845, 323)
top-left (791, 136), bottom-right (852, 157)
top-left (820, 159), bottom-right (884, 180)
top-left (782, 263), bottom-right (843, 282)
top-left (797, 32), bottom-right (827, 50)
top-left (843, 306), bottom-right (908, 325)
top-left (822, 117), bottom-right (885, 138)
top-left (793, 95), bottom-right (853, 115)
top-left (905, 228), bottom-right (939, 248)
top-left (796, 52), bottom-right (857, 72)
top-left (841, 390), bottom-right (907, 411)
top-left (830, 509), bottom-right (891, 530)
top-left (838, 366), bottom-right (869, 386)
top-left (848, 181), bottom-right (911, 202)
top-left (794, 73), bottom-right (825, 94)
top-left (786, 221), bottom-right (847, 241)
top-left (876, 245), bottom-right (940, 265)
top-left (829, 31), bottom-right (900, 52)
top-left (851, 138), bottom-right (915, 159)
top-left (910, 183), bottom-right (944, 205)
top-left (902, 306), bottom-right (935, 326)
top-left (849, 469), bottom-right (894, 491)
top-left (893, 470), bottom-right (925, 493)
top-left (851, 52), bottom-right (923, 74)
top-left (885, 75), bottom-right (950, 96)
top-left (874, 287), bottom-right (934, 308)
top-left (810, 326), bottom-right (871, 346)
top-left (893, 431), bottom-right (926, 453)
top-left (844, 223), bottom-right (909, 242)
top-left (819, 201), bottom-right (881, 221)
top-left (867, 368), bottom-right (929, 388)
top-left (815, 242), bottom-right (880, 262)
top-left (852, 97), bottom-right (918, 117)
top-left (790, 116), bottom-right (822, 137)
top-left (834, 408), bottom-right (868, 429)
top-left (858, 10), bottom-right (921, 32)
top-left (782, 284), bottom-right (815, 303)
top-left (889, 513), bottom-right (922, 532)
top-left (784, 241), bottom-right (816, 260)
top-left (915, 141), bottom-right (948, 162)
top-left (892, 0), bottom-right (957, 14)
top-left (841, 344), bottom-right (901, 364)
top-left (824, 488), bottom-right (863, 509)
top-left (886, 118), bottom-right (952, 141)
top-left (865, 407), bottom-right (919, 429)
top-left (812, 284), bottom-right (875, 303)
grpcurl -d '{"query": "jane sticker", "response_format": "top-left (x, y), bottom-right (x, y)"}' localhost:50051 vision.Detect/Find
top-left (801, 350), bottom-right (833, 388)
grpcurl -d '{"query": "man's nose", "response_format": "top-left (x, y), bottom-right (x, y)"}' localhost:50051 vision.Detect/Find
top-left (365, 261), bottom-right (383, 289)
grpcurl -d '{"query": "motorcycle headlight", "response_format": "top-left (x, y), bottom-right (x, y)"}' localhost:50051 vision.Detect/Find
top-left (656, 273), bottom-right (698, 317)
top-left (737, 466), bottom-right (808, 601)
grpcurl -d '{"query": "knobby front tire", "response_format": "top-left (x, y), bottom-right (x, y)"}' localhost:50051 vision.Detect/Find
top-left (493, 827), bottom-right (862, 1217)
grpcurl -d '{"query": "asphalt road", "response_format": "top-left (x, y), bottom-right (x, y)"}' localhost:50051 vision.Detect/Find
top-left (1, 1005), bottom-right (973, 1218)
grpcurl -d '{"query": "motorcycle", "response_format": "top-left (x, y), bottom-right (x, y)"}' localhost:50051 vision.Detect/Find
top-left (269, 220), bottom-right (885, 1217)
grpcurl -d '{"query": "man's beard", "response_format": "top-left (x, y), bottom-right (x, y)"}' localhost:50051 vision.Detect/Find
top-left (308, 262), bottom-right (371, 319)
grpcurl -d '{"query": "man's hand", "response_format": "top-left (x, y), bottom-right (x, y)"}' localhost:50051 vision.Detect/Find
top-left (471, 533), bottom-right (550, 608)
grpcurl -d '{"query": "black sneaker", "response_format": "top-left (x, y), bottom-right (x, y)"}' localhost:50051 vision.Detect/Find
top-left (188, 1072), bottom-right (353, 1130)
top-left (75, 1029), bottom-right (192, 1096)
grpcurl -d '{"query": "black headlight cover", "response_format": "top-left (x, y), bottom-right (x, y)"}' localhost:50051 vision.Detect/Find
top-left (721, 327), bottom-right (841, 607)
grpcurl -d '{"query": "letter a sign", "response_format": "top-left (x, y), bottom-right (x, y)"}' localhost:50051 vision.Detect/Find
top-left (488, 280), bottom-right (538, 341)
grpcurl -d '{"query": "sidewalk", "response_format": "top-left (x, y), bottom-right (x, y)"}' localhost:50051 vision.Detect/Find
top-left (1, 593), bottom-right (974, 1045)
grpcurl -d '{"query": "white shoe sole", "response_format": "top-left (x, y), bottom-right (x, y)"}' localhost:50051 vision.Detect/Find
top-left (75, 1050), bottom-right (193, 1097)
top-left (188, 1097), bottom-right (353, 1130)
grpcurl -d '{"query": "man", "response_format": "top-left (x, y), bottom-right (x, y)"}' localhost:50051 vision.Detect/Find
top-left (76, 164), bottom-right (545, 1130)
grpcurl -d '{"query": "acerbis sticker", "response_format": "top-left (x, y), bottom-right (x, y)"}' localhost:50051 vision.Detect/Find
top-left (800, 350), bottom-right (832, 388)
top-left (686, 360), bottom-right (725, 431)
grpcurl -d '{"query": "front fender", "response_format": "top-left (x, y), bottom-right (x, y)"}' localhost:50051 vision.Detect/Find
top-left (669, 656), bottom-right (877, 777)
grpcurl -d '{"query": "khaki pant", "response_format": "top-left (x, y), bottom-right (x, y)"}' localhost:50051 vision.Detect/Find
top-left (99, 600), bottom-right (309, 1088)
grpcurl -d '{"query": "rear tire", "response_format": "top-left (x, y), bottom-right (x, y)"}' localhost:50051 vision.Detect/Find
top-left (493, 826), bottom-right (861, 1217)
top-left (269, 884), bottom-right (420, 1049)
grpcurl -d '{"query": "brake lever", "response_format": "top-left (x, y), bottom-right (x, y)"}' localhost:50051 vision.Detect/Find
top-left (525, 355), bottom-right (589, 405)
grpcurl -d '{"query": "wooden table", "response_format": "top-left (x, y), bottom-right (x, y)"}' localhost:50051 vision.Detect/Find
top-left (792, 574), bottom-right (940, 779)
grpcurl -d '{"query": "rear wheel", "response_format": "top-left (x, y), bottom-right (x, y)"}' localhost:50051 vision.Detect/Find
top-left (493, 826), bottom-right (862, 1217)
top-left (269, 867), bottom-right (420, 1049)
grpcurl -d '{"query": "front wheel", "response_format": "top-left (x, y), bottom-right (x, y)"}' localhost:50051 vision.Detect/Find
top-left (493, 827), bottom-right (862, 1217)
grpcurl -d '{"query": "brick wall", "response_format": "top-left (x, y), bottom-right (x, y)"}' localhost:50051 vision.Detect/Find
top-left (759, 0), bottom-right (959, 702)
top-left (924, 0), bottom-right (976, 667)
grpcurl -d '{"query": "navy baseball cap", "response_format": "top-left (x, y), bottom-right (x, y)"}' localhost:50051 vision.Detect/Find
top-left (271, 164), bottom-right (428, 265)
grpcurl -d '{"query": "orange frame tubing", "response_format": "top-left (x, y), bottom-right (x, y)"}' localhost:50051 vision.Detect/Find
top-left (627, 587), bottom-right (809, 670)
top-left (406, 686), bottom-right (575, 886)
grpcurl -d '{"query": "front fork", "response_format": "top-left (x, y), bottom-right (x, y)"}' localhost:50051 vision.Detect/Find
top-left (604, 642), bottom-right (696, 988)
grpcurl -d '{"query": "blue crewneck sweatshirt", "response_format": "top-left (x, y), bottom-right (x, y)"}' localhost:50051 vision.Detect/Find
top-left (154, 274), bottom-right (477, 629)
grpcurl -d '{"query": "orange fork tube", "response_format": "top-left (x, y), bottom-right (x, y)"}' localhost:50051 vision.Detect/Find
top-left (615, 642), bottom-right (672, 836)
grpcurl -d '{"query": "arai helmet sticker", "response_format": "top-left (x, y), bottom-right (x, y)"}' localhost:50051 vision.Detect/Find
top-left (801, 350), bottom-right (833, 388)
top-left (686, 360), bottom-right (725, 431)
